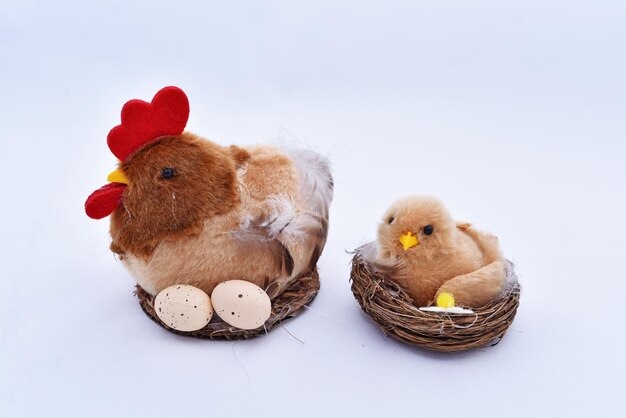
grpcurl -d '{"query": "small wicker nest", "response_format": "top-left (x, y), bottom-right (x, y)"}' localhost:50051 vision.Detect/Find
top-left (350, 253), bottom-right (520, 352)
top-left (136, 268), bottom-right (320, 340)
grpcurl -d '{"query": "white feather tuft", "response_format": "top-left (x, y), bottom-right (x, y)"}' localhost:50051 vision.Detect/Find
top-left (280, 146), bottom-right (334, 229)
top-left (501, 259), bottom-right (519, 295)
top-left (355, 242), bottom-right (409, 278)
top-left (265, 195), bottom-right (319, 241)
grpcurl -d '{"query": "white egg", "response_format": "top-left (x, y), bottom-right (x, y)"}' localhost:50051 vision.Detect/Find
top-left (211, 280), bottom-right (272, 330)
top-left (154, 285), bottom-right (213, 332)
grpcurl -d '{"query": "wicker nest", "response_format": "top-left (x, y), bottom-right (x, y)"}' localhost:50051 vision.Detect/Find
top-left (136, 268), bottom-right (320, 340)
top-left (350, 252), bottom-right (520, 352)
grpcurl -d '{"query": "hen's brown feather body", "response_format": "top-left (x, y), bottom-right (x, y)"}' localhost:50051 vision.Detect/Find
top-left (110, 133), bottom-right (332, 296)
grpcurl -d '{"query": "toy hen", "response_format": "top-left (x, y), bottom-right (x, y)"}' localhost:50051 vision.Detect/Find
top-left (85, 86), bottom-right (333, 329)
top-left (366, 196), bottom-right (505, 308)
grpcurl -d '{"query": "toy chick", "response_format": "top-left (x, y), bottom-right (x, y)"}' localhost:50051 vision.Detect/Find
top-left (371, 196), bottom-right (506, 308)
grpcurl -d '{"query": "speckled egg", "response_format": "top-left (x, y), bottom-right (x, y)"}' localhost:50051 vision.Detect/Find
top-left (154, 285), bottom-right (213, 332)
top-left (211, 280), bottom-right (272, 330)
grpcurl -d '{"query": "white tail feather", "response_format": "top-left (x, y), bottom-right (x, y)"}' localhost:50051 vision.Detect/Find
top-left (281, 147), bottom-right (334, 228)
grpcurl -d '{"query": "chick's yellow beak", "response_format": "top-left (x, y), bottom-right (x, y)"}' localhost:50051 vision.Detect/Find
top-left (107, 168), bottom-right (129, 185)
top-left (399, 231), bottom-right (419, 251)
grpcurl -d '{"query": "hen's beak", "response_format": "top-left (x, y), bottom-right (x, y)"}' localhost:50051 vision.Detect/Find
top-left (399, 231), bottom-right (419, 251)
top-left (107, 169), bottom-right (129, 185)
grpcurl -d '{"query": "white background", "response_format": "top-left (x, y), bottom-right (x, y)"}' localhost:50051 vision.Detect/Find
top-left (1, 1), bottom-right (625, 417)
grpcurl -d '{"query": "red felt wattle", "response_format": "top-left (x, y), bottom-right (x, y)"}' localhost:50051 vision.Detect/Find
top-left (107, 86), bottom-right (190, 161)
top-left (85, 183), bottom-right (127, 219)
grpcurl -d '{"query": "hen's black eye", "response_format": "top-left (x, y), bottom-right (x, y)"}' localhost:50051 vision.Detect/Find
top-left (161, 167), bottom-right (175, 179)
top-left (388, 216), bottom-right (395, 224)
top-left (423, 225), bottom-right (434, 235)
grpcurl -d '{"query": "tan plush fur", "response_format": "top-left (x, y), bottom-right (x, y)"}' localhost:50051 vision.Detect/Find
top-left (110, 133), bottom-right (244, 258)
top-left (376, 196), bottom-right (505, 308)
top-left (110, 133), bottom-right (333, 297)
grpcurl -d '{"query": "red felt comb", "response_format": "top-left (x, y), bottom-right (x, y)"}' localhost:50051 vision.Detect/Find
top-left (107, 86), bottom-right (190, 161)
top-left (85, 86), bottom-right (190, 219)
top-left (85, 183), bottom-right (127, 219)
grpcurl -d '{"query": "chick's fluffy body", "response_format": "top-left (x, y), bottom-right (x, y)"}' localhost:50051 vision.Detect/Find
top-left (376, 196), bottom-right (505, 307)
top-left (110, 132), bottom-right (332, 297)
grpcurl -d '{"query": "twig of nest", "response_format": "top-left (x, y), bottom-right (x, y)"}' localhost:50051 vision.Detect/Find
top-left (136, 268), bottom-right (320, 340)
top-left (350, 253), bottom-right (520, 352)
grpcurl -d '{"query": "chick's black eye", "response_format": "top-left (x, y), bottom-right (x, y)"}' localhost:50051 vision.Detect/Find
top-left (388, 216), bottom-right (395, 225)
top-left (423, 225), bottom-right (434, 235)
top-left (161, 167), bottom-right (175, 179)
